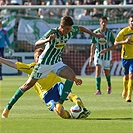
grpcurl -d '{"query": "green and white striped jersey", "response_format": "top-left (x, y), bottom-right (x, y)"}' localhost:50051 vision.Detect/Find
top-left (38, 25), bottom-right (79, 65)
top-left (92, 28), bottom-right (115, 60)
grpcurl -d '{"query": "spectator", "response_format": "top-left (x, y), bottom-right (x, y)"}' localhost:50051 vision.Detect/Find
top-left (73, 0), bottom-right (85, 20)
top-left (0, 20), bottom-right (11, 80)
top-left (62, 0), bottom-right (74, 18)
top-left (78, 9), bottom-right (92, 20)
top-left (38, 0), bottom-right (50, 18)
top-left (50, 0), bottom-right (63, 18)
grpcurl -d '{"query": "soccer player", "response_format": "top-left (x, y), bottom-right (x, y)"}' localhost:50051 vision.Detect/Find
top-left (89, 16), bottom-right (115, 95)
top-left (1, 48), bottom-right (90, 119)
top-left (114, 15), bottom-right (133, 102)
top-left (3, 15), bottom-right (103, 116)
top-left (0, 20), bottom-right (11, 80)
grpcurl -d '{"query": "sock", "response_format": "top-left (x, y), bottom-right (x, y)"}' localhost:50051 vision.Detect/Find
top-left (61, 110), bottom-right (71, 119)
top-left (68, 93), bottom-right (85, 108)
top-left (123, 77), bottom-right (128, 94)
top-left (96, 76), bottom-right (101, 91)
top-left (0, 65), bottom-right (2, 76)
top-left (6, 88), bottom-right (24, 110)
top-left (58, 80), bottom-right (73, 104)
top-left (127, 79), bottom-right (133, 99)
top-left (106, 75), bottom-right (111, 87)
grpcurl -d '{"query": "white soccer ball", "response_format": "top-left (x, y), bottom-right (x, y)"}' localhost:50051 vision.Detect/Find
top-left (70, 105), bottom-right (84, 119)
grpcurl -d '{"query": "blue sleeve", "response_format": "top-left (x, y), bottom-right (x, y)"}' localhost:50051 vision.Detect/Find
top-left (5, 31), bottom-right (10, 47)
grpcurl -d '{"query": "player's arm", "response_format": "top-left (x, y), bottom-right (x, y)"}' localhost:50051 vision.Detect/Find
top-left (114, 37), bottom-right (131, 46)
top-left (0, 57), bottom-right (33, 74)
top-left (35, 33), bottom-right (56, 47)
top-left (0, 57), bottom-right (17, 69)
top-left (89, 43), bottom-right (95, 67)
top-left (78, 26), bottom-right (104, 38)
top-left (99, 45), bottom-right (116, 55)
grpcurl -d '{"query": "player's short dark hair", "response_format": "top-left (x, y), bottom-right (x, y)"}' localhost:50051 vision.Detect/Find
top-left (100, 16), bottom-right (108, 21)
top-left (34, 48), bottom-right (43, 54)
top-left (60, 16), bottom-right (74, 26)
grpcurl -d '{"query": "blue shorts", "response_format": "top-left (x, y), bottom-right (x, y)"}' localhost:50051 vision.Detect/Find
top-left (43, 82), bottom-right (64, 111)
top-left (122, 58), bottom-right (133, 75)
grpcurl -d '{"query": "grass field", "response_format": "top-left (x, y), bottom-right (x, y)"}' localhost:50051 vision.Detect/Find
top-left (0, 76), bottom-right (133, 133)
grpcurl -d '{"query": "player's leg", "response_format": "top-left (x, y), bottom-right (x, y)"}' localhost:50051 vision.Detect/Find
top-left (0, 48), bottom-right (4, 80)
top-left (94, 58), bottom-right (102, 95)
top-left (68, 93), bottom-right (91, 118)
top-left (43, 83), bottom-right (71, 119)
top-left (56, 65), bottom-right (78, 104)
top-left (122, 75), bottom-right (129, 99)
top-left (121, 59), bottom-right (131, 101)
top-left (126, 61), bottom-right (133, 102)
top-left (94, 65), bottom-right (102, 95)
top-left (2, 78), bottom-right (37, 118)
top-left (103, 60), bottom-right (112, 94)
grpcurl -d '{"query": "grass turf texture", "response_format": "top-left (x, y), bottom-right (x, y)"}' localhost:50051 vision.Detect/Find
top-left (0, 76), bottom-right (133, 133)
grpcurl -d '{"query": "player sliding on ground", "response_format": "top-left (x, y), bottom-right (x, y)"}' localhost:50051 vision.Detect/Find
top-left (1, 48), bottom-right (90, 119)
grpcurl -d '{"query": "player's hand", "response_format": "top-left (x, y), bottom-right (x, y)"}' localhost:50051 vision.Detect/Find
top-left (99, 49), bottom-right (108, 55)
top-left (49, 34), bottom-right (56, 41)
top-left (89, 60), bottom-right (93, 67)
top-left (74, 78), bottom-right (82, 85)
top-left (125, 37), bottom-right (131, 43)
top-left (96, 33), bottom-right (104, 38)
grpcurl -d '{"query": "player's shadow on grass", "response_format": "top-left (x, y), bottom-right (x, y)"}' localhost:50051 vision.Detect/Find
top-left (86, 118), bottom-right (133, 121)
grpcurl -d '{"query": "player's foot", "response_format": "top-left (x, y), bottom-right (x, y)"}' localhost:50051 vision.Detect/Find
top-left (80, 108), bottom-right (91, 119)
top-left (126, 97), bottom-right (131, 102)
top-left (122, 91), bottom-right (127, 99)
top-left (55, 102), bottom-right (63, 114)
top-left (126, 99), bottom-right (131, 102)
top-left (94, 90), bottom-right (101, 95)
top-left (107, 86), bottom-right (111, 94)
top-left (1, 108), bottom-right (9, 118)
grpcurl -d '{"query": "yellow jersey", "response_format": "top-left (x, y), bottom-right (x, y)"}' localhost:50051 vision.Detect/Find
top-left (16, 62), bottom-right (61, 99)
top-left (115, 26), bottom-right (133, 59)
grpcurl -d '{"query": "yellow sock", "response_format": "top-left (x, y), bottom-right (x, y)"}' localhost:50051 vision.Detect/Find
top-left (61, 110), bottom-right (71, 119)
top-left (123, 77), bottom-right (128, 93)
top-left (127, 79), bottom-right (133, 100)
top-left (68, 93), bottom-right (85, 108)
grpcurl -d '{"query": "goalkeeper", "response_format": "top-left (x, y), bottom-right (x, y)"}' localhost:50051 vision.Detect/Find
top-left (1, 48), bottom-right (90, 119)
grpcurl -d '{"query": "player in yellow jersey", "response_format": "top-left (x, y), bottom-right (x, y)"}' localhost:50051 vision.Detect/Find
top-left (114, 15), bottom-right (133, 102)
top-left (1, 48), bottom-right (90, 118)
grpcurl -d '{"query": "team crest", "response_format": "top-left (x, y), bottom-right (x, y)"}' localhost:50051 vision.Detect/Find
top-left (98, 38), bottom-right (107, 45)
top-left (55, 42), bottom-right (65, 49)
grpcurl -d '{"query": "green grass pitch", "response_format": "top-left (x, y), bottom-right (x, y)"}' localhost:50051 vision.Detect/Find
top-left (0, 76), bottom-right (133, 133)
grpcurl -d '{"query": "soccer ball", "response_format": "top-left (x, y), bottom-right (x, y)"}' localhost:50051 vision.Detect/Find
top-left (70, 105), bottom-right (84, 119)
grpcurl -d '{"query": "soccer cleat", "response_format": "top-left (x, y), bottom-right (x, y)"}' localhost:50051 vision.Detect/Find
top-left (107, 86), bottom-right (112, 94)
top-left (55, 102), bottom-right (63, 115)
top-left (126, 97), bottom-right (131, 102)
top-left (94, 90), bottom-right (101, 95)
top-left (1, 108), bottom-right (9, 118)
top-left (80, 108), bottom-right (91, 119)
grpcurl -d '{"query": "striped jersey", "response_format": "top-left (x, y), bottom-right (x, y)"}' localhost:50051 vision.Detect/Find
top-left (38, 25), bottom-right (79, 65)
top-left (115, 26), bottom-right (133, 59)
top-left (16, 62), bottom-right (61, 99)
top-left (92, 28), bottom-right (115, 60)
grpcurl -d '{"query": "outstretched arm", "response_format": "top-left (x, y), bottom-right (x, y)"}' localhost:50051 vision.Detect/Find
top-left (99, 45), bottom-right (116, 55)
top-left (78, 26), bottom-right (104, 38)
top-left (0, 57), bottom-right (17, 69)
